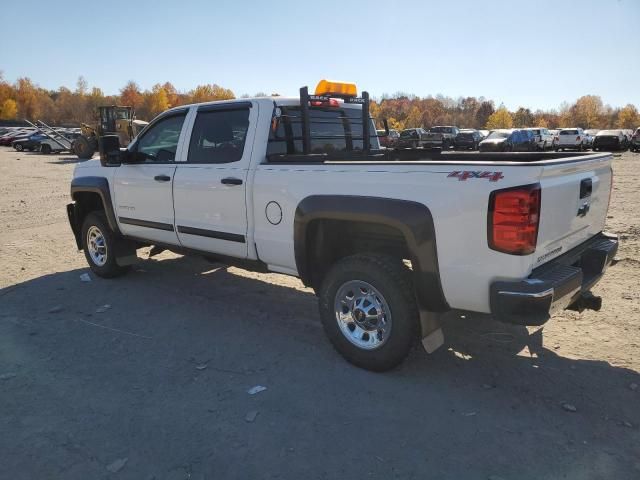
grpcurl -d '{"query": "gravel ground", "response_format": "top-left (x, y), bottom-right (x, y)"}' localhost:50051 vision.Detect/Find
top-left (1, 148), bottom-right (639, 480)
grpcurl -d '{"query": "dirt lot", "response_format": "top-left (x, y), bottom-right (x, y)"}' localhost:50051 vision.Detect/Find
top-left (1, 148), bottom-right (639, 480)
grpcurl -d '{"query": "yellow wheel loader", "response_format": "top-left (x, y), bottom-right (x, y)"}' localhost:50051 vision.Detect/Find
top-left (73, 106), bottom-right (148, 159)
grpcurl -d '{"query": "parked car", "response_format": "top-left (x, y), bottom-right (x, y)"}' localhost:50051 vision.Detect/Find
top-left (454, 129), bottom-right (482, 150)
top-left (39, 132), bottom-right (81, 154)
top-left (556, 128), bottom-right (589, 151)
top-left (65, 79), bottom-right (617, 371)
top-left (585, 129), bottom-right (600, 146)
top-left (630, 127), bottom-right (640, 152)
top-left (423, 126), bottom-right (459, 149)
top-left (478, 130), bottom-right (490, 138)
top-left (396, 128), bottom-right (429, 148)
top-left (377, 129), bottom-right (400, 148)
top-left (592, 130), bottom-right (629, 151)
top-left (12, 133), bottom-right (47, 151)
top-left (526, 127), bottom-right (554, 151)
top-left (0, 129), bottom-right (35, 146)
top-left (479, 129), bottom-right (534, 152)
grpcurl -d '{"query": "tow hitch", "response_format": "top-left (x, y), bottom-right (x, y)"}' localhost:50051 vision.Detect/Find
top-left (567, 291), bottom-right (602, 313)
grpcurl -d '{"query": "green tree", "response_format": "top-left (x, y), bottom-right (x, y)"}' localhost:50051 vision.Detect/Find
top-left (513, 107), bottom-right (534, 127)
top-left (485, 107), bottom-right (513, 129)
top-left (475, 101), bottom-right (495, 128)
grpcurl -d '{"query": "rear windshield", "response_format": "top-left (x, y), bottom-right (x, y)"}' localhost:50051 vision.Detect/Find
top-left (429, 127), bottom-right (452, 133)
top-left (486, 131), bottom-right (509, 139)
top-left (400, 130), bottom-right (416, 137)
top-left (267, 106), bottom-right (377, 155)
top-left (457, 132), bottom-right (473, 138)
top-left (597, 130), bottom-right (619, 136)
top-left (560, 130), bottom-right (578, 135)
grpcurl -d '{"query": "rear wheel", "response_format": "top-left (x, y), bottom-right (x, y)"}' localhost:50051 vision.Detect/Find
top-left (81, 212), bottom-right (131, 278)
top-left (318, 254), bottom-right (419, 371)
top-left (15, 143), bottom-right (23, 152)
top-left (40, 143), bottom-right (52, 154)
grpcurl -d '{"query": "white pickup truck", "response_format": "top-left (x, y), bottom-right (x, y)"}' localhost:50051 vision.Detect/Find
top-left (66, 80), bottom-right (618, 371)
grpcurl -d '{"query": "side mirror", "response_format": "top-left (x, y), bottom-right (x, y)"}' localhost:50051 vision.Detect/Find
top-left (99, 135), bottom-right (122, 167)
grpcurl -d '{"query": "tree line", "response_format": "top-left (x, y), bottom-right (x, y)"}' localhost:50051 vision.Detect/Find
top-left (0, 73), bottom-right (638, 130)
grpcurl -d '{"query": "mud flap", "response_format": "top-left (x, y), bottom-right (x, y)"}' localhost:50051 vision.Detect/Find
top-left (114, 238), bottom-right (139, 267)
top-left (419, 310), bottom-right (444, 354)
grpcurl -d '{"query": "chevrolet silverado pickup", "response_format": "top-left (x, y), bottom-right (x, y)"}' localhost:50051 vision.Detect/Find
top-left (66, 80), bottom-right (618, 371)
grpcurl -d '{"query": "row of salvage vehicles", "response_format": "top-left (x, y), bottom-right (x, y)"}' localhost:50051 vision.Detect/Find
top-left (0, 106), bottom-right (147, 159)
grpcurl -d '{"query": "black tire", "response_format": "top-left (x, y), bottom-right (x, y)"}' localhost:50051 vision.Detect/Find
top-left (74, 136), bottom-right (96, 159)
top-left (15, 143), bottom-right (23, 152)
top-left (318, 254), bottom-right (419, 371)
top-left (40, 143), bottom-right (52, 154)
top-left (81, 212), bottom-right (131, 278)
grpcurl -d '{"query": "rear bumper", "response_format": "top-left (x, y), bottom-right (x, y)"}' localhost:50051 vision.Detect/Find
top-left (490, 232), bottom-right (618, 325)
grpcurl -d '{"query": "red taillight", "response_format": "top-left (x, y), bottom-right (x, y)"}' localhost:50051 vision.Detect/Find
top-left (310, 98), bottom-right (339, 107)
top-left (488, 184), bottom-right (541, 255)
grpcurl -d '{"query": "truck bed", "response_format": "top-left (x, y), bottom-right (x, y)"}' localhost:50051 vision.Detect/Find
top-left (267, 149), bottom-right (609, 165)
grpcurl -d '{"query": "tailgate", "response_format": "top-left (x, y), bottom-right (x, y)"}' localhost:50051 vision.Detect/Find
top-left (533, 154), bottom-right (613, 268)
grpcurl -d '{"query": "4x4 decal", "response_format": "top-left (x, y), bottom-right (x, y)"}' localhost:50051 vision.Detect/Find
top-left (448, 171), bottom-right (504, 182)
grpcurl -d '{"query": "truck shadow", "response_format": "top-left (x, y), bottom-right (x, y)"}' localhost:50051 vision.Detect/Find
top-left (1, 253), bottom-right (639, 478)
top-left (46, 157), bottom-right (86, 165)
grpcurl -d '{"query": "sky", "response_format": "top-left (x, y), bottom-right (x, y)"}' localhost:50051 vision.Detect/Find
top-left (1, 0), bottom-right (639, 111)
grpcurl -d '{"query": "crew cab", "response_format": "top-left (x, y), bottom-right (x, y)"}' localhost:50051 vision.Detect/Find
top-left (423, 126), bottom-right (459, 149)
top-left (67, 80), bottom-right (618, 372)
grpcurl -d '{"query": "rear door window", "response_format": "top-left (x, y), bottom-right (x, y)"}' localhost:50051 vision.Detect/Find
top-left (268, 106), bottom-right (376, 155)
top-left (187, 107), bottom-right (250, 163)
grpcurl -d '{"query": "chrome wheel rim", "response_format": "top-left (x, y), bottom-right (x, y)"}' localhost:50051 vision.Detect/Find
top-left (86, 226), bottom-right (107, 266)
top-left (334, 280), bottom-right (392, 350)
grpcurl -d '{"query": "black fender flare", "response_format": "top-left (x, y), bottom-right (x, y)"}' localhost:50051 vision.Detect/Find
top-left (294, 195), bottom-right (449, 312)
top-left (70, 176), bottom-right (120, 236)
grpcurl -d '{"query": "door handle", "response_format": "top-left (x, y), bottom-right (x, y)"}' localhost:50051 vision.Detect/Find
top-left (221, 177), bottom-right (243, 186)
top-left (154, 174), bottom-right (171, 182)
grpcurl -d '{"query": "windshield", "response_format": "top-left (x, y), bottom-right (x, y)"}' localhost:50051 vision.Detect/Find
top-left (597, 130), bottom-right (619, 136)
top-left (560, 130), bottom-right (578, 135)
top-left (400, 130), bottom-right (415, 137)
top-left (486, 131), bottom-right (509, 139)
top-left (429, 127), bottom-right (451, 133)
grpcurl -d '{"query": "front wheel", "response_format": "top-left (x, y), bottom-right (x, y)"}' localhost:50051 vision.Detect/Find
top-left (318, 254), bottom-right (419, 371)
top-left (74, 136), bottom-right (96, 159)
top-left (40, 143), bottom-right (52, 154)
top-left (81, 212), bottom-right (131, 278)
top-left (15, 143), bottom-right (23, 151)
